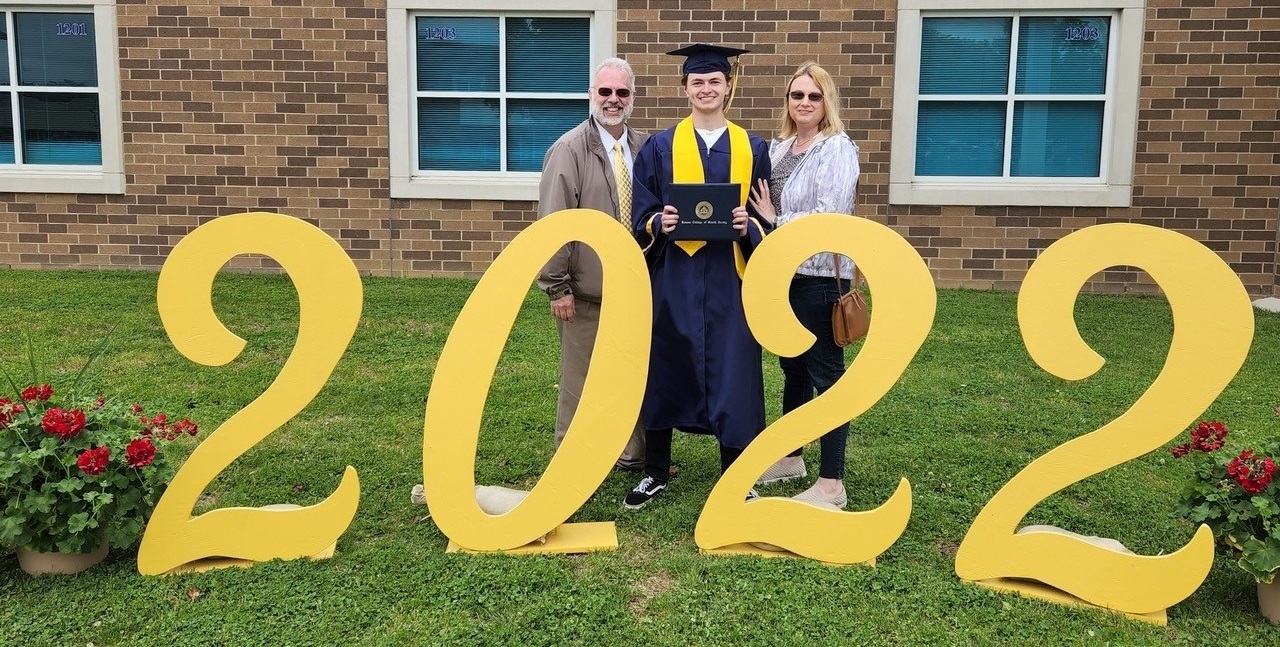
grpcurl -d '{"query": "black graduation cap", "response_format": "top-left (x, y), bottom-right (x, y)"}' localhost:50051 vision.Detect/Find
top-left (666, 43), bottom-right (750, 76)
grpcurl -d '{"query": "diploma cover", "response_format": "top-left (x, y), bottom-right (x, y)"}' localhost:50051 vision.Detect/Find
top-left (669, 182), bottom-right (740, 241)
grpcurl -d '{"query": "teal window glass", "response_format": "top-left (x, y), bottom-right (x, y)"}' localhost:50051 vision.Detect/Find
top-left (416, 17), bottom-right (499, 92)
top-left (507, 99), bottom-right (585, 172)
top-left (920, 17), bottom-right (1010, 95)
top-left (0, 22), bottom-right (8, 85)
top-left (20, 92), bottom-right (102, 164)
top-left (16, 13), bottom-right (96, 87)
top-left (506, 18), bottom-right (589, 93)
top-left (1016, 17), bottom-right (1110, 94)
top-left (915, 14), bottom-right (1110, 179)
top-left (414, 14), bottom-right (590, 172)
top-left (1011, 101), bottom-right (1103, 177)
top-left (916, 102), bottom-right (1005, 176)
top-left (418, 97), bottom-right (499, 171)
top-left (0, 95), bottom-right (13, 163)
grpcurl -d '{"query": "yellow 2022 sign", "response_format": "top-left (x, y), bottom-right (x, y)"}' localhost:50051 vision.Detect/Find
top-left (139, 211), bottom-right (1254, 624)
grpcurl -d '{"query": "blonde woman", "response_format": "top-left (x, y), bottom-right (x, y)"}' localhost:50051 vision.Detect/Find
top-left (748, 61), bottom-right (860, 508)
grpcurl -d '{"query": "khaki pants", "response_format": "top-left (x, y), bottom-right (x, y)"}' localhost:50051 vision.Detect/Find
top-left (555, 299), bottom-right (646, 468)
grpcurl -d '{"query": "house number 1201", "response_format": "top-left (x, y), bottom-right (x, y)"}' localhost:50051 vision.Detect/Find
top-left (55, 22), bottom-right (88, 37)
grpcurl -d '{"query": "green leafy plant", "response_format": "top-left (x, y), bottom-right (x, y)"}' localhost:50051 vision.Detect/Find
top-left (1172, 421), bottom-right (1280, 583)
top-left (0, 347), bottom-right (199, 554)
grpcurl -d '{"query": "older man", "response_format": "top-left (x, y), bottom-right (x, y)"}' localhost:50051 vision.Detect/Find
top-left (537, 57), bottom-right (649, 471)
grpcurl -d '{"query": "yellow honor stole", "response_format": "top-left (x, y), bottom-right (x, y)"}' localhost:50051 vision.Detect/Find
top-left (672, 117), bottom-right (753, 263)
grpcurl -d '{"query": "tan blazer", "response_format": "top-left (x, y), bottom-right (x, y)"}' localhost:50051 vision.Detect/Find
top-left (536, 118), bottom-right (649, 303)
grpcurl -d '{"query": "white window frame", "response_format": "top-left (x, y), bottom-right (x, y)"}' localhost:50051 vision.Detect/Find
top-left (0, 0), bottom-right (122, 194)
top-left (387, 0), bottom-right (615, 201)
top-left (890, 0), bottom-right (1144, 207)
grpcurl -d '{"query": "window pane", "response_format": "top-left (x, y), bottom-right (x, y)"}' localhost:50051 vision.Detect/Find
top-left (16, 13), bottom-right (97, 87)
top-left (920, 17), bottom-right (1010, 95)
top-left (1011, 101), bottom-right (1102, 177)
top-left (418, 97), bottom-right (499, 171)
top-left (1016, 17), bottom-right (1110, 94)
top-left (0, 94), bottom-right (12, 163)
top-left (506, 18), bottom-right (589, 93)
top-left (21, 93), bottom-right (100, 164)
top-left (417, 16), bottom-right (498, 92)
top-left (507, 99), bottom-right (586, 172)
top-left (0, 21), bottom-right (9, 85)
top-left (916, 102), bottom-right (1005, 176)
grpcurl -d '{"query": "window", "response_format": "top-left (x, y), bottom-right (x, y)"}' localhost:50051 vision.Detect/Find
top-left (0, 0), bottom-right (122, 194)
top-left (388, 0), bottom-right (616, 200)
top-left (890, 0), bottom-right (1145, 207)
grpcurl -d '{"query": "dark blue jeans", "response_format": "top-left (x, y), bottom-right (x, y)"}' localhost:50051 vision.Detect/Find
top-left (780, 276), bottom-right (848, 480)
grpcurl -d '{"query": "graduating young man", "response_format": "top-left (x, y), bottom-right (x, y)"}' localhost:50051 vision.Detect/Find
top-left (624, 44), bottom-right (772, 510)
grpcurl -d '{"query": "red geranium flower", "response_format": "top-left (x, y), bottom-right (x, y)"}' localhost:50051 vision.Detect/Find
top-left (140, 413), bottom-right (174, 440)
top-left (21, 383), bottom-right (52, 401)
top-left (1227, 450), bottom-right (1278, 495)
top-left (0, 397), bottom-right (23, 429)
top-left (1190, 421), bottom-right (1228, 453)
top-left (125, 438), bottom-right (156, 468)
top-left (130, 404), bottom-right (143, 414)
top-left (76, 446), bottom-right (111, 476)
top-left (1171, 443), bottom-right (1192, 458)
top-left (40, 407), bottom-right (86, 441)
top-left (174, 418), bottom-right (199, 437)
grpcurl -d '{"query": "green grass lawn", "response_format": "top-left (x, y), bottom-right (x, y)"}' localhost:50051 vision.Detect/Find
top-left (1, 268), bottom-right (1278, 646)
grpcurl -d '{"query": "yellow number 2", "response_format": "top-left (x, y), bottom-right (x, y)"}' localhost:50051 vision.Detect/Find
top-left (954, 223), bottom-right (1255, 620)
top-left (696, 214), bottom-right (936, 564)
top-left (137, 212), bottom-right (362, 575)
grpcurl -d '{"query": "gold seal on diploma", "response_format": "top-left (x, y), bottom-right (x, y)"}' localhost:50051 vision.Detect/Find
top-left (695, 201), bottom-right (713, 220)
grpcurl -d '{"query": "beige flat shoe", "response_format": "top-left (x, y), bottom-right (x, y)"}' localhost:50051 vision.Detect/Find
top-left (791, 482), bottom-right (847, 509)
top-left (756, 458), bottom-right (807, 485)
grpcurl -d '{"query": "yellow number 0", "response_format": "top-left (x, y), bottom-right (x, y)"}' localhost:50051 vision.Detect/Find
top-left (137, 212), bottom-right (363, 575)
top-left (954, 223), bottom-right (1255, 618)
top-left (697, 214), bottom-right (936, 564)
top-left (423, 209), bottom-right (650, 552)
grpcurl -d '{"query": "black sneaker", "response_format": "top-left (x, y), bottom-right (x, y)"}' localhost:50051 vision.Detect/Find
top-left (623, 476), bottom-right (667, 510)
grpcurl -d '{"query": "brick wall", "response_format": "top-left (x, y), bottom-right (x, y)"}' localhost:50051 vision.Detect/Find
top-left (621, 0), bottom-right (1279, 295)
top-left (0, 0), bottom-right (1275, 296)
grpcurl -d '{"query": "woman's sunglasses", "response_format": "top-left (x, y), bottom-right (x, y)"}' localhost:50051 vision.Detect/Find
top-left (596, 87), bottom-right (632, 98)
top-left (789, 91), bottom-right (824, 102)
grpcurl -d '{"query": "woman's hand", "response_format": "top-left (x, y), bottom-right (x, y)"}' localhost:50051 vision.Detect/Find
top-left (748, 178), bottom-right (775, 224)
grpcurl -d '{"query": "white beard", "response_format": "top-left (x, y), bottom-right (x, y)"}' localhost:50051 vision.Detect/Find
top-left (591, 102), bottom-right (632, 127)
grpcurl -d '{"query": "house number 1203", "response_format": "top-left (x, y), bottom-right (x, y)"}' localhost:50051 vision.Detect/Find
top-left (1064, 25), bottom-right (1100, 41)
top-left (137, 212), bottom-right (1254, 625)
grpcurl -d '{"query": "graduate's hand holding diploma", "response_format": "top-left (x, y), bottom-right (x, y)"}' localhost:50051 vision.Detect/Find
top-left (660, 205), bottom-right (679, 234)
top-left (732, 206), bottom-right (748, 237)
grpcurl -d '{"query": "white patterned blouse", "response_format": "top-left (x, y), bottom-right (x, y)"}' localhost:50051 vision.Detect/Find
top-left (767, 132), bottom-right (861, 279)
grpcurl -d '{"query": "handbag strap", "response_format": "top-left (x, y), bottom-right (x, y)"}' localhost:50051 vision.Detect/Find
top-left (831, 253), bottom-right (862, 295)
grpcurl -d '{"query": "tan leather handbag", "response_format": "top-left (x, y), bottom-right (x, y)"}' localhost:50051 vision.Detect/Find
top-left (831, 254), bottom-right (869, 347)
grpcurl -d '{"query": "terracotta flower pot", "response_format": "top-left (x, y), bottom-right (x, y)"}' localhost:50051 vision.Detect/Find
top-left (16, 537), bottom-right (109, 576)
top-left (1260, 579), bottom-right (1280, 625)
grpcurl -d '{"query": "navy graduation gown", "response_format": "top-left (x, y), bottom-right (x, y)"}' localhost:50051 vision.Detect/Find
top-left (630, 126), bottom-right (772, 449)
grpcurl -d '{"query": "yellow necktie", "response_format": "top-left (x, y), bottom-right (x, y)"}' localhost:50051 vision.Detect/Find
top-left (612, 141), bottom-right (631, 228)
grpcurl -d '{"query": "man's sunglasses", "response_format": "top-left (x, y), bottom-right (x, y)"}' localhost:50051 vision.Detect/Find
top-left (789, 91), bottom-right (824, 102)
top-left (596, 87), bottom-right (632, 98)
